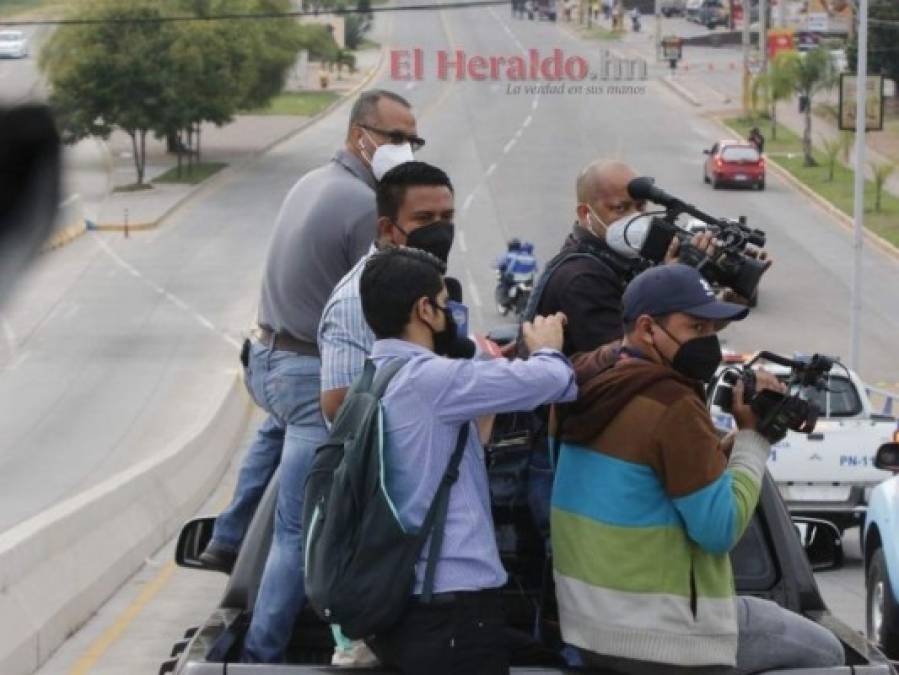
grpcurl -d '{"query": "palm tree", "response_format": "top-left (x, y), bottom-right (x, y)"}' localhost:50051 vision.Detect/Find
top-left (752, 52), bottom-right (796, 141)
top-left (779, 47), bottom-right (838, 167)
top-left (870, 161), bottom-right (896, 212)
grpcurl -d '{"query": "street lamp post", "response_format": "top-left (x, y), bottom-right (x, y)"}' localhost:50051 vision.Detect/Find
top-left (849, 0), bottom-right (868, 371)
top-left (742, 0), bottom-right (752, 113)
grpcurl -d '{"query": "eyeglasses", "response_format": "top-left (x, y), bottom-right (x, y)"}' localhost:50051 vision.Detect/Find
top-left (359, 124), bottom-right (426, 152)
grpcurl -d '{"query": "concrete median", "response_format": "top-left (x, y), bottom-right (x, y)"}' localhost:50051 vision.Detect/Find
top-left (0, 372), bottom-right (253, 675)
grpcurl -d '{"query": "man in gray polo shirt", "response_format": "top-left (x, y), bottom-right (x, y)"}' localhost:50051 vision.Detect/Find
top-left (199, 89), bottom-right (423, 663)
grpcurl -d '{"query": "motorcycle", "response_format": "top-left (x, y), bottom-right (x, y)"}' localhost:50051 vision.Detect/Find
top-left (494, 270), bottom-right (533, 318)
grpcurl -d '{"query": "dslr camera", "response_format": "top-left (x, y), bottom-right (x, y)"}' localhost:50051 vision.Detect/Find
top-left (711, 351), bottom-right (837, 444)
top-left (624, 177), bottom-right (771, 301)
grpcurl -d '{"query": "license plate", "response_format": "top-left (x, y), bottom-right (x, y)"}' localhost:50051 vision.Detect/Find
top-left (779, 485), bottom-right (852, 502)
top-left (734, 174), bottom-right (748, 181)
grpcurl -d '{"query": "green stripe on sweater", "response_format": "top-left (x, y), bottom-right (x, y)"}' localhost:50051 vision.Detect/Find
top-left (552, 508), bottom-right (735, 598)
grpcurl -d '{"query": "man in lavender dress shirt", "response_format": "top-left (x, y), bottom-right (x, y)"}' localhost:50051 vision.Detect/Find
top-left (358, 246), bottom-right (577, 675)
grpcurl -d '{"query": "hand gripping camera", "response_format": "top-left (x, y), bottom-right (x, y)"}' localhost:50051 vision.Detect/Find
top-left (711, 352), bottom-right (838, 444)
top-left (625, 177), bottom-right (771, 301)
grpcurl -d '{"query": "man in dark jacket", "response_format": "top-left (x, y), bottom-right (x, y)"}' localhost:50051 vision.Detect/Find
top-left (534, 160), bottom-right (645, 356)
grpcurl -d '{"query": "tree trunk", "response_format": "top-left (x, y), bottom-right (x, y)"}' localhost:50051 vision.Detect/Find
top-left (771, 103), bottom-right (778, 141)
top-left (140, 129), bottom-right (148, 184)
top-left (176, 129), bottom-right (184, 178)
top-left (129, 130), bottom-right (144, 185)
top-left (166, 130), bottom-right (179, 154)
top-left (803, 104), bottom-right (816, 167)
top-left (195, 122), bottom-right (202, 164)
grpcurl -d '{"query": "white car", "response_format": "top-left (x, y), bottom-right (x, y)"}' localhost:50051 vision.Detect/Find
top-left (0, 30), bottom-right (29, 59)
top-left (709, 352), bottom-right (899, 532)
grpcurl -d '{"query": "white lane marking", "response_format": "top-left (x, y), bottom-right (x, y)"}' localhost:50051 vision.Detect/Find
top-left (64, 304), bottom-right (80, 320)
top-left (60, 193), bottom-right (80, 208)
top-left (532, 98), bottom-right (539, 110)
top-left (404, 82), bottom-right (416, 91)
top-left (457, 230), bottom-right (468, 253)
top-left (486, 163), bottom-right (497, 177)
top-left (165, 292), bottom-right (189, 311)
top-left (465, 269), bottom-right (483, 308)
top-left (515, 129), bottom-right (523, 139)
top-left (93, 234), bottom-right (235, 349)
top-left (523, 115), bottom-right (533, 128)
top-left (462, 193), bottom-right (475, 212)
top-left (503, 139), bottom-right (516, 154)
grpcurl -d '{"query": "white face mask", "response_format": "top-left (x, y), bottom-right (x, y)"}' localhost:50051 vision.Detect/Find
top-left (360, 129), bottom-right (414, 180)
top-left (587, 206), bottom-right (651, 259)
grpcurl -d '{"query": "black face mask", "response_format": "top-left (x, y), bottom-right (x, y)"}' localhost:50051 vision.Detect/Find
top-left (654, 323), bottom-right (722, 383)
top-left (428, 299), bottom-right (475, 359)
top-left (403, 220), bottom-right (454, 263)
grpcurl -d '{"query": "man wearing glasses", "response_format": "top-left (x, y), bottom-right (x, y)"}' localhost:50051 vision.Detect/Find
top-left (198, 89), bottom-right (425, 663)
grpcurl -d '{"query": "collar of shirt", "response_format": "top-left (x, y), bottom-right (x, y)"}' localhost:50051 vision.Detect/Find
top-left (370, 337), bottom-right (433, 361)
top-left (333, 148), bottom-right (376, 190)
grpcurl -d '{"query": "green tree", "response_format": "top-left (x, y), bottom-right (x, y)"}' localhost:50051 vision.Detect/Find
top-left (870, 160), bottom-right (896, 212)
top-left (847, 0), bottom-right (899, 96)
top-left (40, 0), bottom-right (177, 186)
top-left (752, 54), bottom-right (795, 141)
top-left (820, 136), bottom-right (842, 181)
top-left (776, 48), bottom-right (837, 167)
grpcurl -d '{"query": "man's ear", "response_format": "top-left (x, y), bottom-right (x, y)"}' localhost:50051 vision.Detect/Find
top-left (377, 216), bottom-right (396, 243)
top-left (575, 203), bottom-right (591, 226)
top-left (635, 314), bottom-right (655, 347)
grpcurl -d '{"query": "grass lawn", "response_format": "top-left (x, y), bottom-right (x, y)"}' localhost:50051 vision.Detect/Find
top-left (579, 25), bottom-right (622, 41)
top-left (153, 161), bottom-right (226, 185)
top-left (358, 38), bottom-right (381, 50)
top-left (246, 91), bottom-right (340, 117)
top-left (726, 116), bottom-right (899, 249)
top-left (0, 0), bottom-right (63, 16)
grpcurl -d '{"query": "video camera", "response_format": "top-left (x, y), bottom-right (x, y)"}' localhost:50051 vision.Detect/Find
top-left (624, 177), bottom-right (771, 300)
top-left (711, 351), bottom-right (838, 444)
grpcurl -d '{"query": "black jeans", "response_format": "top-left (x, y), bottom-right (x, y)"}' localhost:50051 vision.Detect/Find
top-left (368, 590), bottom-right (509, 675)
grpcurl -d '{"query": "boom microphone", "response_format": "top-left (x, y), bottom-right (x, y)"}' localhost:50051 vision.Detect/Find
top-left (627, 176), bottom-right (723, 227)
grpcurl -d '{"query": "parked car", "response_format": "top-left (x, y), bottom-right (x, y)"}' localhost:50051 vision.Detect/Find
top-left (160, 458), bottom-right (895, 673)
top-left (661, 0), bottom-right (687, 17)
top-left (864, 442), bottom-right (899, 658)
top-left (710, 354), bottom-right (899, 532)
top-left (703, 140), bottom-right (766, 190)
top-left (685, 0), bottom-right (704, 21)
top-left (0, 30), bottom-right (29, 59)
top-left (524, 0), bottom-right (556, 21)
top-left (698, 0), bottom-right (729, 28)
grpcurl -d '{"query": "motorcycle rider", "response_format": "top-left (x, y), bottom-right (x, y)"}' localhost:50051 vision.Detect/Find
top-left (496, 239), bottom-right (538, 315)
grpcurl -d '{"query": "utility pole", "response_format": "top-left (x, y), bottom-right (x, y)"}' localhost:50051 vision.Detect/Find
top-left (759, 0), bottom-right (768, 77)
top-left (655, 0), bottom-right (662, 61)
top-left (777, 0), bottom-right (786, 27)
top-left (742, 0), bottom-right (751, 114)
top-left (849, 0), bottom-right (868, 371)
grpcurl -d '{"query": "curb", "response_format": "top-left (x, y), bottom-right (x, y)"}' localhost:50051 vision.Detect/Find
top-left (716, 118), bottom-right (899, 264)
top-left (91, 46), bottom-right (387, 232)
top-left (659, 75), bottom-right (702, 107)
top-left (0, 374), bottom-right (253, 675)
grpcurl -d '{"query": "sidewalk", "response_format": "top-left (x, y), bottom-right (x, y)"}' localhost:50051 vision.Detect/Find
top-left (87, 46), bottom-right (383, 230)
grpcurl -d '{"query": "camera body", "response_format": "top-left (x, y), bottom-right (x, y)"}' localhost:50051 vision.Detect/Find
top-left (637, 215), bottom-right (769, 301)
top-left (710, 352), bottom-right (836, 444)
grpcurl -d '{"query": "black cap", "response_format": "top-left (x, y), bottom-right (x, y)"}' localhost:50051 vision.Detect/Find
top-left (622, 264), bottom-right (749, 322)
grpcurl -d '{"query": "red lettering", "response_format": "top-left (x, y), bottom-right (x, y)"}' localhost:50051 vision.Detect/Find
top-left (390, 50), bottom-right (412, 80)
top-left (489, 56), bottom-right (506, 81)
top-left (438, 50), bottom-right (466, 80)
top-left (529, 49), bottom-right (540, 80)
top-left (468, 55), bottom-right (488, 81)
top-left (565, 56), bottom-right (588, 81)
top-left (541, 49), bottom-right (564, 81)
top-left (506, 56), bottom-right (526, 80)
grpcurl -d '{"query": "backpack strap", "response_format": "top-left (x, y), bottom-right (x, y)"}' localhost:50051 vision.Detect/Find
top-left (417, 423), bottom-right (471, 603)
top-left (369, 358), bottom-right (407, 397)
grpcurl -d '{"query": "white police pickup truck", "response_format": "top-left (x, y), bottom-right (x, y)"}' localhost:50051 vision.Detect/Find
top-left (709, 353), bottom-right (899, 532)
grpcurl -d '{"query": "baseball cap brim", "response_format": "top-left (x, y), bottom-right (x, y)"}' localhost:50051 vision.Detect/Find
top-left (684, 299), bottom-right (750, 321)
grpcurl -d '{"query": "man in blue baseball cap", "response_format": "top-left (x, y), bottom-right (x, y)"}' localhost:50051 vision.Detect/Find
top-left (548, 264), bottom-right (844, 675)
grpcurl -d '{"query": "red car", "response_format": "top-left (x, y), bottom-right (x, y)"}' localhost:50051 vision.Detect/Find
top-left (703, 140), bottom-right (766, 190)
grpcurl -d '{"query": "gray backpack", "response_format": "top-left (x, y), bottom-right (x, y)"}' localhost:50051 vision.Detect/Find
top-left (302, 358), bottom-right (469, 640)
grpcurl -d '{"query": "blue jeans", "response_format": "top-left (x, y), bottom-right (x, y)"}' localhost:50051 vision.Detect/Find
top-left (209, 411), bottom-right (284, 552)
top-left (239, 342), bottom-right (329, 663)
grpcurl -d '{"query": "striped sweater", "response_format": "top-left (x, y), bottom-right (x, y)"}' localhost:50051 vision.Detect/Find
top-left (550, 351), bottom-right (770, 667)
